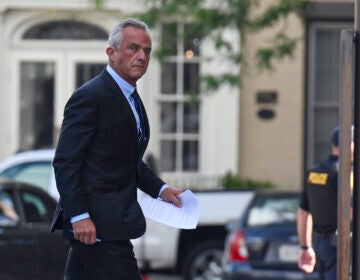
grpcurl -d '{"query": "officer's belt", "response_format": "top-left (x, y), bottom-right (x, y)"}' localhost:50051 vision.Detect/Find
top-left (313, 231), bottom-right (336, 238)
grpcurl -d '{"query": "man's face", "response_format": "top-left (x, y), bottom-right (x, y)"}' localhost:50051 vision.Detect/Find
top-left (107, 26), bottom-right (152, 86)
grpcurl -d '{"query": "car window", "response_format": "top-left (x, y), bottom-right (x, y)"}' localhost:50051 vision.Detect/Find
top-left (0, 190), bottom-right (20, 226)
top-left (0, 161), bottom-right (52, 192)
top-left (246, 194), bottom-right (299, 227)
top-left (20, 190), bottom-right (53, 223)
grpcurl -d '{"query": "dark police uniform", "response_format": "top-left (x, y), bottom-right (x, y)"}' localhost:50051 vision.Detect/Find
top-left (299, 154), bottom-right (338, 280)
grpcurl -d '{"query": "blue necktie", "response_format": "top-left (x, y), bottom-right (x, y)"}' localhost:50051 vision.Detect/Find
top-left (131, 89), bottom-right (146, 142)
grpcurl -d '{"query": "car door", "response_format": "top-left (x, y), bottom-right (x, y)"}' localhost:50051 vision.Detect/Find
top-left (0, 188), bottom-right (38, 280)
top-left (18, 187), bottom-right (68, 280)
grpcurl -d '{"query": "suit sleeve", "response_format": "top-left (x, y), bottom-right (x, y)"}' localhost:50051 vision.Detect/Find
top-left (53, 88), bottom-right (98, 218)
top-left (138, 160), bottom-right (165, 198)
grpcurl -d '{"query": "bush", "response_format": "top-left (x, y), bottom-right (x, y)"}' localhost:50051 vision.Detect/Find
top-left (221, 171), bottom-right (274, 190)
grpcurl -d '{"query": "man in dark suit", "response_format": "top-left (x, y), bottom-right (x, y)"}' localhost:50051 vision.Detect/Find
top-left (50, 18), bottom-right (183, 280)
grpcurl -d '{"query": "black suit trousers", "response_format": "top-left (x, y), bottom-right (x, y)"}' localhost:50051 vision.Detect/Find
top-left (64, 240), bottom-right (142, 280)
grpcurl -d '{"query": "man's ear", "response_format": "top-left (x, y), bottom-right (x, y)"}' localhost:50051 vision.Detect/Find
top-left (106, 47), bottom-right (115, 60)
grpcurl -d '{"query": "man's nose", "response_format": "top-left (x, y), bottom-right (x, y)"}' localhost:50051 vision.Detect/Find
top-left (137, 49), bottom-right (148, 60)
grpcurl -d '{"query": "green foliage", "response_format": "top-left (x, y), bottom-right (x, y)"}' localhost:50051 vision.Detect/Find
top-left (256, 35), bottom-right (297, 71)
top-left (201, 73), bottom-right (241, 92)
top-left (251, 0), bottom-right (307, 30)
top-left (138, 0), bottom-right (306, 91)
top-left (91, 0), bottom-right (307, 91)
top-left (88, 0), bottom-right (105, 10)
top-left (221, 171), bottom-right (274, 190)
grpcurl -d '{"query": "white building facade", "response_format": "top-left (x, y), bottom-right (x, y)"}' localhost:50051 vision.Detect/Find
top-left (0, 0), bottom-right (239, 189)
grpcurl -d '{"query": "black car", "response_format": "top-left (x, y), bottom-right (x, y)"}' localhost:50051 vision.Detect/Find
top-left (0, 178), bottom-right (68, 280)
top-left (222, 191), bottom-right (320, 280)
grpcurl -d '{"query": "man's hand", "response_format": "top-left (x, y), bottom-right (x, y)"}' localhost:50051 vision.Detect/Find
top-left (72, 218), bottom-right (97, 245)
top-left (298, 247), bottom-right (316, 273)
top-left (160, 187), bottom-right (183, 207)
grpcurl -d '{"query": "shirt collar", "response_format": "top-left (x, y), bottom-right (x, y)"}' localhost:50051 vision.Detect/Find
top-left (106, 64), bottom-right (136, 99)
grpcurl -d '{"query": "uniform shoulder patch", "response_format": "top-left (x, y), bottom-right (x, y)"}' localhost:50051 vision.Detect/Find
top-left (308, 172), bottom-right (329, 185)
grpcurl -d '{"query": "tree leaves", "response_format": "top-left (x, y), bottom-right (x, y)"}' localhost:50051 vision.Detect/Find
top-left (256, 35), bottom-right (298, 71)
top-left (90, 0), bottom-right (307, 91)
top-left (137, 0), bottom-right (306, 91)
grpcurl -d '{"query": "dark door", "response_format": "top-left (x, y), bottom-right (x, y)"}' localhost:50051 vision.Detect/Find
top-left (18, 188), bottom-right (68, 280)
top-left (0, 189), bottom-right (38, 280)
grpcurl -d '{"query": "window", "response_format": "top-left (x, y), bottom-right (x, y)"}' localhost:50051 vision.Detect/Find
top-left (0, 190), bottom-right (19, 227)
top-left (17, 20), bottom-right (107, 152)
top-left (20, 62), bottom-right (55, 151)
top-left (23, 20), bottom-right (108, 40)
top-left (307, 22), bottom-right (352, 167)
top-left (159, 23), bottom-right (201, 172)
top-left (0, 161), bottom-right (52, 192)
top-left (247, 194), bottom-right (299, 227)
top-left (20, 190), bottom-right (54, 223)
top-left (76, 63), bottom-right (106, 88)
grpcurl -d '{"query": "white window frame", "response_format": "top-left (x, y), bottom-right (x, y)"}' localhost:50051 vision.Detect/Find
top-left (158, 23), bottom-right (202, 175)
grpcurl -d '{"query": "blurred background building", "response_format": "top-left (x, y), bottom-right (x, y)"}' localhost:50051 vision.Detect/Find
top-left (0, 0), bottom-right (354, 190)
top-left (239, 0), bottom-right (354, 189)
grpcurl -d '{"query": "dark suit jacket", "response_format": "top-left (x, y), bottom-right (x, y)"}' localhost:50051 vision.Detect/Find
top-left (50, 69), bottom-right (165, 241)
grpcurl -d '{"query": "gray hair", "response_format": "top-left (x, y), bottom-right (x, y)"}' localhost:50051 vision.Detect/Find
top-left (108, 18), bottom-right (150, 49)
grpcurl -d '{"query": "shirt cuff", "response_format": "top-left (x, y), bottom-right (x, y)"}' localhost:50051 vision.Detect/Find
top-left (71, 212), bottom-right (90, 224)
top-left (158, 184), bottom-right (168, 197)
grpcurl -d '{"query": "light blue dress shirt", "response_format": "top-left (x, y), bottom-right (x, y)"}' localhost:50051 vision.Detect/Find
top-left (70, 65), bottom-right (167, 224)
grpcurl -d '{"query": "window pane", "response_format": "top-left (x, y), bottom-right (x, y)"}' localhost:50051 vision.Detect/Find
top-left (315, 30), bottom-right (340, 102)
top-left (161, 140), bottom-right (176, 171)
top-left (0, 190), bottom-right (19, 227)
top-left (183, 102), bottom-right (199, 133)
top-left (162, 23), bottom-right (178, 56)
top-left (184, 24), bottom-right (200, 57)
top-left (161, 102), bottom-right (177, 133)
top-left (20, 62), bottom-right (54, 151)
top-left (313, 108), bottom-right (339, 163)
top-left (183, 140), bottom-right (198, 171)
top-left (0, 162), bottom-right (52, 192)
top-left (161, 63), bottom-right (177, 94)
top-left (76, 63), bottom-right (106, 88)
top-left (184, 63), bottom-right (199, 94)
top-left (23, 20), bottom-right (108, 40)
top-left (247, 194), bottom-right (299, 227)
top-left (21, 191), bottom-right (52, 223)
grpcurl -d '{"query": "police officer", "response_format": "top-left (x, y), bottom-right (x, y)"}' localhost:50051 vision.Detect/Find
top-left (297, 126), bottom-right (353, 280)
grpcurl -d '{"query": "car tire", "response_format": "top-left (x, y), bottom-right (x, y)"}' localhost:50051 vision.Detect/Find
top-left (182, 240), bottom-right (224, 280)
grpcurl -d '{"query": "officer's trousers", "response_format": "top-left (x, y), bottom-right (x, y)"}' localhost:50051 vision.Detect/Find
top-left (313, 234), bottom-right (337, 280)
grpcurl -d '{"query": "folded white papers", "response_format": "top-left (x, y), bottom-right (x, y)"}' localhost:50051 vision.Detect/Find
top-left (140, 190), bottom-right (199, 229)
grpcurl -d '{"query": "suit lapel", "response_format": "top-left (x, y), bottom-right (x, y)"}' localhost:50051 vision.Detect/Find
top-left (101, 70), bottom-right (151, 158)
top-left (101, 70), bottom-right (138, 140)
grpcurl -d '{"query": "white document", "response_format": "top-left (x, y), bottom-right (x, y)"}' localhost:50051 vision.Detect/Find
top-left (140, 190), bottom-right (199, 229)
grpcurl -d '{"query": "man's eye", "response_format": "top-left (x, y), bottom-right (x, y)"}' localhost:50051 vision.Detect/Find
top-left (130, 45), bottom-right (138, 51)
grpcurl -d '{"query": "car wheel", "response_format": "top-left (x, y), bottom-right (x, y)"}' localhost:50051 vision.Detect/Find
top-left (182, 240), bottom-right (224, 280)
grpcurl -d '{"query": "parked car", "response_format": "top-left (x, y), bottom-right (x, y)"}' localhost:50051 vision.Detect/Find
top-left (0, 149), bottom-right (58, 199)
top-left (222, 191), bottom-right (320, 280)
top-left (0, 178), bottom-right (68, 280)
top-left (0, 149), bottom-right (255, 280)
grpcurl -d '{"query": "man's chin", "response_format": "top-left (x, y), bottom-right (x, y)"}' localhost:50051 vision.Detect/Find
top-left (131, 71), bottom-right (147, 80)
